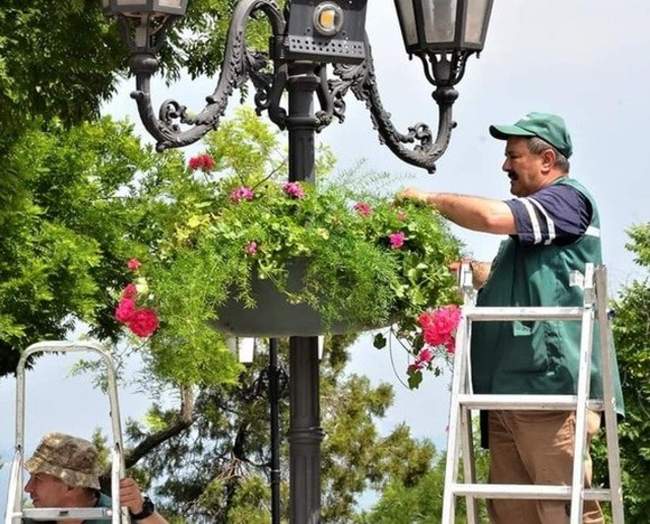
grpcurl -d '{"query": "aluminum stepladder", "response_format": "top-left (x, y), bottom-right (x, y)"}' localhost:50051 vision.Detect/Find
top-left (441, 263), bottom-right (624, 524)
top-left (4, 341), bottom-right (130, 523)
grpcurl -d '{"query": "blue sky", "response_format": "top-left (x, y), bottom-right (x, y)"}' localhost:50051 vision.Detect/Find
top-left (2, 0), bottom-right (649, 512)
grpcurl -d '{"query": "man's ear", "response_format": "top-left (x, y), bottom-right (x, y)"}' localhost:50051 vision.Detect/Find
top-left (540, 148), bottom-right (556, 174)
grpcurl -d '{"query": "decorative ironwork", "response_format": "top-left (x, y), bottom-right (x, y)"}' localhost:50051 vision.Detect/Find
top-left (328, 39), bottom-right (458, 173)
top-left (123, 2), bottom-right (471, 165)
top-left (128, 0), bottom-right (285, 151)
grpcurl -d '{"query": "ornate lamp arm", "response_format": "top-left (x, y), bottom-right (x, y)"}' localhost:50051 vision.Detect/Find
top-left (329, 38), bottom-right (460, 174)
top-left (127, 0), bottom-right (285, 151)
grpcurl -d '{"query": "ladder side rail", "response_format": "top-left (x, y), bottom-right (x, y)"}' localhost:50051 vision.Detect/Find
top-left (98, 348), bottom-right (129, 522)
top-left (569, 263), bottom-right (596, 524)
top-left (460, 406), bottom-right (479, 524)
top-left (441, 313), bottom-right (471, 524)
top-left (442, 263), bottom-right (475, 524)
top-left (4, 450), bottom-right (23, 524)
top-left (594, 266), bottom-right (625, 524)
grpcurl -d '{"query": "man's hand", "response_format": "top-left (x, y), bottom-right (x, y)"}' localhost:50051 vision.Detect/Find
top-left (396, 187), bottom-right (432, 205)
top-left (119, 477), bottom-right (145, 515)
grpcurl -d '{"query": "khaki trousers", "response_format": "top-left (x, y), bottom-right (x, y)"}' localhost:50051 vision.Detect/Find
top-left (487, 410), bottom-right (603, 524)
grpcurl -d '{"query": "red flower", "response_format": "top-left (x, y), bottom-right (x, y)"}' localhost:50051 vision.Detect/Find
top-left (245, 241), bottom-right (258, 256)
top-left (126, 308), bottom-right (160, 338)
top-left (353, 201), bottom-right (373, 217)
top-left (389, 231), bottom-right (406, 249)
top-left (114, 298), bottom-right (136, 323)
top-left (188, 153), bottom-right (215, 172)
top-left (418, 305), bottom-right (462, 351)
top-left (121, 283), bottom-right (137, 300)
top-left (127, 258), bottom-right (141, 271)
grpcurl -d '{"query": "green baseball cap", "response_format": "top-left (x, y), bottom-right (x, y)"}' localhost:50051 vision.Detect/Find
top-left (489, 112), bottom-right (573, 158)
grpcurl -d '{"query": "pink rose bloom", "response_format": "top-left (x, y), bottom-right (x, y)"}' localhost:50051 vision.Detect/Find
top-left (127, 258), bottom-right (141, 271)
top-left (230, 186), bottom-right (255, 203)
top-left (126, 308), bottom-right (160, 338)
top-left (114, 298), bottom-right (136, 323)
top-left (389, 231), bottom-right (406, 249)
top-left (282, 182), bottom-right (305, 199)
top-left (121, 283), bottom-right (137, 300)
top-left (353, 202), bottom-right (373, 217)
top-left (418, 305), bottom-right (461, 349)
top-left (245, 241), bottom-right (258, 256)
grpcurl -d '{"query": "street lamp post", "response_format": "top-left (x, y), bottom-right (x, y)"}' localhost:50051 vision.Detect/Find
top-left (103, 0), bottom-right (493, 521)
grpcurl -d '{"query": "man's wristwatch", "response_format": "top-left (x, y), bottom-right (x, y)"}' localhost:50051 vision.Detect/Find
top-left (129, 496), bottom-right (155, 520)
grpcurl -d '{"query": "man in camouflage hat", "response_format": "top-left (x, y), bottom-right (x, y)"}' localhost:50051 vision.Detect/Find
top-left (23, 432), bottom-right (169, 523)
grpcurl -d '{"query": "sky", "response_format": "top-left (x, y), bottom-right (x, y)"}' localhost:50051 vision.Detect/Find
top-left (2, 0), bottom-right (650, 513)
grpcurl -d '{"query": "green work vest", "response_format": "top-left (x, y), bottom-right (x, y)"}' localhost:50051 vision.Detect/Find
top-left (471, 177), bottom-right (624, 415)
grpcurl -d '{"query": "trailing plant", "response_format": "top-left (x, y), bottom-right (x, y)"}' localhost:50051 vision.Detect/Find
top-left (115, 112), bottom-right (461, 388)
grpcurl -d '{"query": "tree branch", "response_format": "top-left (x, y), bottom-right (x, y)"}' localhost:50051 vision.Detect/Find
top-left (124, 384), bottom-right (196, 469)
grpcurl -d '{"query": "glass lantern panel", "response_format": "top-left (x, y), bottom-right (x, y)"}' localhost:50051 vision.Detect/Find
top-left (424, 0), bottom-right (457, 45)
top-left (395, 0), bottom-right (418, 47)
top-left (464, 0), bottom-right (490, 45)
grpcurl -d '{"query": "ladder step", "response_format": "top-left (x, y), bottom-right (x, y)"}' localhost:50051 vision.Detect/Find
top-left (21, 507), bottom-right (113, 520)
top-left (457, 394), bottom-right (604, 411)
top-left (452, 483), bottom-right (612, 501)
top-left (464, 306), bottom-right (583, 321)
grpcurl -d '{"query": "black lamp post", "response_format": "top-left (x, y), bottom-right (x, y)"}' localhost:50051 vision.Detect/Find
top-left (103, 0), bottom-right (492, 521)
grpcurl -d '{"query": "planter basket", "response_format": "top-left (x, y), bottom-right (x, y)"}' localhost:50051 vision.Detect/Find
top-left (211, 260), bottom-right (389, 337)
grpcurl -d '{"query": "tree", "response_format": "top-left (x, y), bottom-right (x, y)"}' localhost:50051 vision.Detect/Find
top-left (593, 223), bottom-right (650, 521)
top-left (0, 1), bottom-right (274, 376)
top-left (123, 336), bottom-right (438, 523)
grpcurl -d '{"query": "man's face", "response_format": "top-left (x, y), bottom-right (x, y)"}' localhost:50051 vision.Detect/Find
top-left (24, 472), bottom-right (70, 507)
top-left (501, 137), bottom-right (545, 197)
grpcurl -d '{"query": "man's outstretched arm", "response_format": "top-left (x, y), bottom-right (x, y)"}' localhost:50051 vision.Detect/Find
top-left (398, 188), bottom-right (516, 235)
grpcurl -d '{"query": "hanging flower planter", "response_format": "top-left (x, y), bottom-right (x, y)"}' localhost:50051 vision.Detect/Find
top-left (114, 149), bottom-right (462, 386)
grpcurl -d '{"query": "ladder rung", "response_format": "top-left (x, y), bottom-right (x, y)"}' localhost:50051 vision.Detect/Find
top-left (464, 306), bottom-right (584, 321)
top-left (457, 394), bottom-right (604, 411)
top-left (452, 483), bottom-right (612, 501)
top-left (21, 507), bottom-right (113, 520)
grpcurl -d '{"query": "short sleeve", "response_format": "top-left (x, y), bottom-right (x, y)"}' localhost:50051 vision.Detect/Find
top-left (504, 183), bottom-right (592, 246)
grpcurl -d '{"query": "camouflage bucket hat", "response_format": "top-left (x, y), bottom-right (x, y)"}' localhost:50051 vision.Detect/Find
top-left (25, 432), bottom-right (101, 489)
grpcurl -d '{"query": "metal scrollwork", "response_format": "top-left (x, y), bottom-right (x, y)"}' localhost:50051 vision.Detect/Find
top-left (129, 0), bottom-right (285, 151)
top-left (329, 38), bottom-right (458, 174)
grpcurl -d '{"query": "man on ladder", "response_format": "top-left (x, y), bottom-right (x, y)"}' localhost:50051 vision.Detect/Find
top-left (399, 112), bottom-right (624, 523)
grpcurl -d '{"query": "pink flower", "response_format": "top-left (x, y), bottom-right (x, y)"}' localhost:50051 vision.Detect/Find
top-left (121, 283), bottom-right (137, 300)
top-left (230, 186), bottom-right (255, 203)
top-left (282, 182), bottom-right (305, 199)
top-left (188, 153), bottom-right (215, 172)
top-left (245, 241), bottom-right (258, 256)
top-left (353, 202), bottom-right (373, 217)
top-left (126, 308), bottom-right (160, 338)
top-left (396, 210), bottom-right (407, 221)
top-left (418, 305), bottom-right (462, 351)
top-left (114, 298), bottom-right (136, 323)
top-left (411, 347), bottom-right (435, 371)
top-left (127, 258), bottom-right (141, 271)
top-left (389, 231), bottom-right (406, 249)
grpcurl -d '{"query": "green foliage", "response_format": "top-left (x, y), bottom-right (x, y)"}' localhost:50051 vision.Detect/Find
top-left (133, 108), bottom-right (460, 386)
top-left (0, 118), bottom-right (159, 375)
top-left (593, 222), bottom-right (650, 521)
top-left (125, 337), bottom-right (438, 522)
